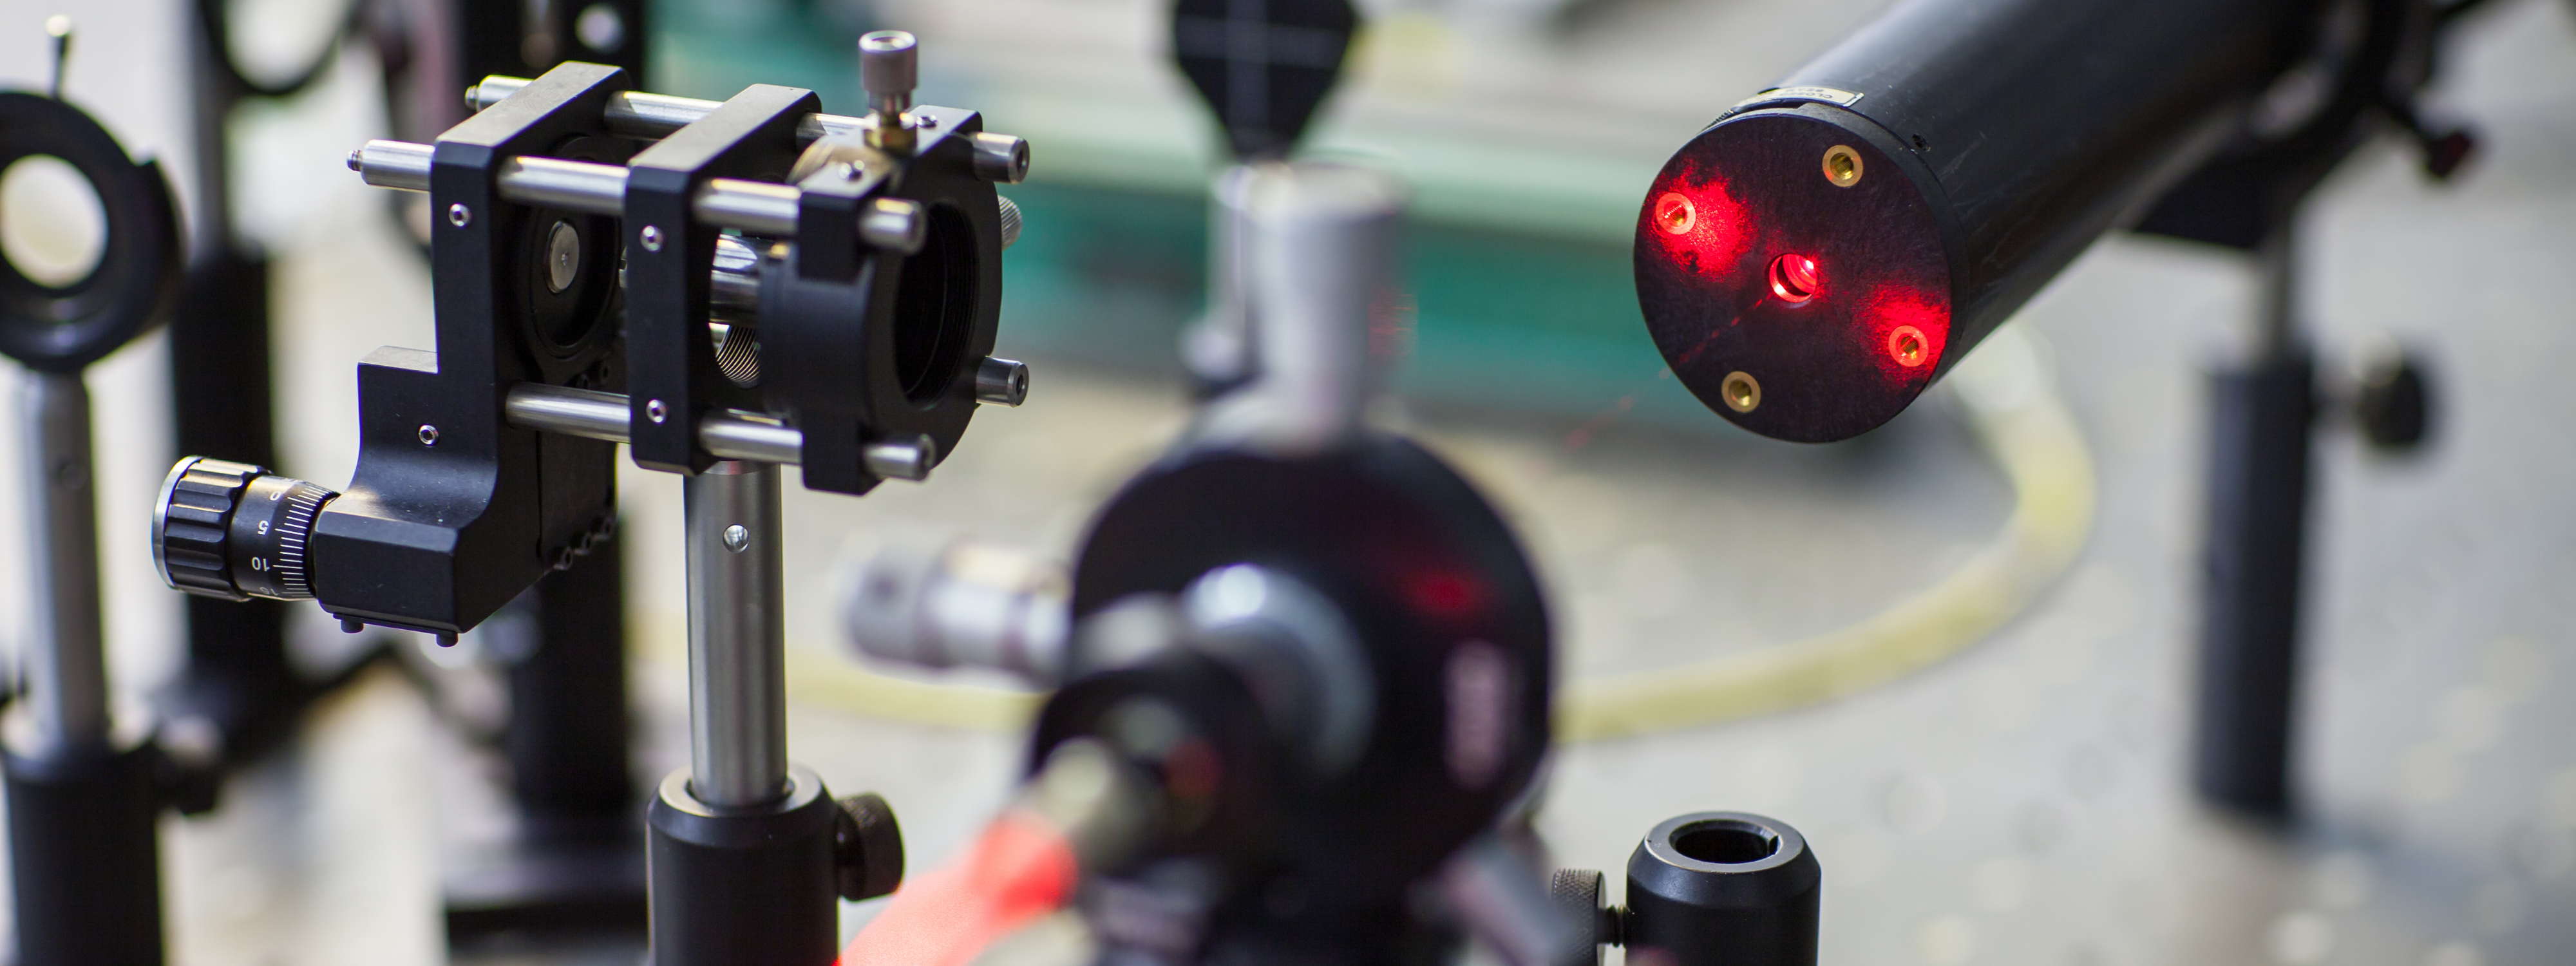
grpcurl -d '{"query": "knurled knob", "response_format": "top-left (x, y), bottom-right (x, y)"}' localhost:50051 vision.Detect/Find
top-left (153, 456), bottom-right (340, 601)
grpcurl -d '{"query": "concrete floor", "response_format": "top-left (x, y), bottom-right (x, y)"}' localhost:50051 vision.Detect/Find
top-left (0, 1), bottom-right (2573, 965)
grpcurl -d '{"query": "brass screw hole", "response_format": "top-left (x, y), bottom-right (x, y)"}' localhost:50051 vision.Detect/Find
top-left (1889, 325), bottom-right (1929, 368)
top-left (1653, 192), bottom-right (1695, 234)
top-left (1721, 371), bottom-right (1761, 413)
top-left (1823, 145), bottom-right (1862, 187)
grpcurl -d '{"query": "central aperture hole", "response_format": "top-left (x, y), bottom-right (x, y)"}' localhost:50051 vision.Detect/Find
top-left (1672, 820), bottom-right (1779, 865)
top-left (0, 155), bottom-right (106, 289)
top-left (891, 203), bottom-right (979, 404)
top-left (1768, 253), bottom-right (1819, 303)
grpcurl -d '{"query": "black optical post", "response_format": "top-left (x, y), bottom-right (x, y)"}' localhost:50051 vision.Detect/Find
top-left (1, 49), bottom-right (186, 966)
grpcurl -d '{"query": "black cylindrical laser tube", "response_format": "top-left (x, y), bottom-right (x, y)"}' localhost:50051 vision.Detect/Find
top-left (1635, 0), bottom-right (2318, 441)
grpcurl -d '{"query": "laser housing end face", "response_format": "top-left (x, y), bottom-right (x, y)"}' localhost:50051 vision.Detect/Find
top-left (1634, 107), bottom-right (1953, 442)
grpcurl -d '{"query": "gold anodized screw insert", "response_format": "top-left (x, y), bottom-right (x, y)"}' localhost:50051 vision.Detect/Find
top-left (1823, 145), bottom-right (1863, 187)
top-left (1721, 371), bottom-right (1762, 412)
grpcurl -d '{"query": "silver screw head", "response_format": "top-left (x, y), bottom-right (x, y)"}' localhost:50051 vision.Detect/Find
top-left (640, 224), bottom-right (664, 251)
top-left (723, 524), bottom-right (750, 553)
top-left (448, 203), bottom-right (471, 227)
top-left (645, 398), bottom-right (668, 423)
top-left (858, 31), bottom-right (918, 96)
top-left (418, 424), bottom-right (439, 445)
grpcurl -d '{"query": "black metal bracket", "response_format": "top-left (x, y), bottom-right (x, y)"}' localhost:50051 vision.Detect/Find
top-left (312, 63), bottom-right (633, 635)
top-left (623, 85), bottom-right (817, 473)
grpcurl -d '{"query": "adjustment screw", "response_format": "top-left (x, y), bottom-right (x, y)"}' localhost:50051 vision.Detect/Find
top-left (833, 792), bottom-right (905, 902)
top-left (645, 398), bottom-right (668, 423)
top-left (996, 195), bottom-right (1023, 251)
top-left (448, 203), bottom-right (471, 227)
top-left (417, 424), bottom-right (439, 446)
top-left (723, 524), bottom-right (750, 553)
top-left (640, 224), bottom-right (664, 252)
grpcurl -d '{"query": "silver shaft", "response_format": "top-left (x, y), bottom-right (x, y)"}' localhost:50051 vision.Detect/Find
top-left (503, 384), bottom-right (803, 464)
top-left (466, 76), bottom-right (871, 144)
top-left (353, 140), bottom-right (801, 237)
top-left (501, 383), bottom-right (935, 478)
top-left (18, 372), bottom-right (109, 754)
top-left (685, 461), bottom-right (788, 809)
top-left (1193, 163), bottom-right (1406, 454)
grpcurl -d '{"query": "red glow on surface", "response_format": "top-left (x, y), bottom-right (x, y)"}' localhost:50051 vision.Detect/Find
top-left (838, 812), bottom-right (1079, 966)
top-left (1858, 285), bottom-right (1950, 381)
top-left (1406, 570), bottom-right (1489, 618)
top-left (1887, 326), bottom-right (1929, 368)
top-left (1641, 162), bottom-right (1754, 279)
top-left (1768, 254), bottom-right (1820, 303)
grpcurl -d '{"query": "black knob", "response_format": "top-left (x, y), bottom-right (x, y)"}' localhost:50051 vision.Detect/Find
top-left (2354, 350), bottom-right (2432, 452)
top-left (1549, 867), bottom-right (1616, 966)
top-left (153, 457), bottom-right (339, 601)
top-left (832, 791), bottom-right (905, 902)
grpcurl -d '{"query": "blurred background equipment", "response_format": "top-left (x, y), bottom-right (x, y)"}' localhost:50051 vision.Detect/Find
top-left (1, 22), bottom-right (186, 965)
top-left (176, 0), bottom-right (662, 950)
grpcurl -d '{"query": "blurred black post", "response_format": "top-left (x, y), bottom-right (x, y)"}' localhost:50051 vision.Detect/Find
top-left (166, 0), bottom-right (303, 768)
top-left (2190, 232), bottom-right (2316, 819)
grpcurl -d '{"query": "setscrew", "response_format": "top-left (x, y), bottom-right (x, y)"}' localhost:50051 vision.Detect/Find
top-left (723, 524), bottom-right (750, 553)
top-left (448, 203), bottom-right (471, 227)
top-left (645, 398), bottom-right (668, 423)
top-left (640, 224), bottom-right (664, 251)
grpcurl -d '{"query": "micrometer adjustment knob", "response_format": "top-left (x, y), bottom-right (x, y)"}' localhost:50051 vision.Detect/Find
top-left (152, 456), bottom-right (340, 602)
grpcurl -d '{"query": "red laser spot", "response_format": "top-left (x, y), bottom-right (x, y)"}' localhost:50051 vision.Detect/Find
top-left (1406, 570), bottom-right (1489, 618)
top-left (1858, 285), bottom-right (1950, 382)
top-left (1640, 160), bottom-right (1753, 281)
top-left (1654, 193), bottom-right (1694, 234)
top-left (838, 811), bottom-right (1079, 966)
top-left (1888, 326), bottom-right (1929, 368)
top-left (1768, 253), bottom-right (1820, 303)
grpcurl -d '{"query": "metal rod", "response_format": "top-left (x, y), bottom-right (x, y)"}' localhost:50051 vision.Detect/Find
top-left (712, 235), bottom-right (762, 312)
top-left (2255, 227), bottom-right (2299, 359)
top-left (352, 140), bottom-right (806, 237)
top-left (466, 76), bottom-right (871, 144)
top-left (497, 155), bottom-right (630, 215)
top-left (684, 461), bottom-right (788, 809)
top-left (503, 383), bottom-right (804, 465)
top-left (19, 372), bottom-right (109, 755)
